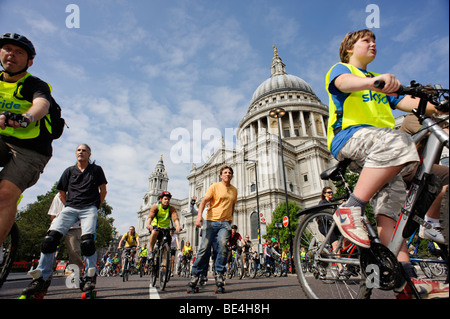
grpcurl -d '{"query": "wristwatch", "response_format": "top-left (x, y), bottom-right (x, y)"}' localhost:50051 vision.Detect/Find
top-left (23, 113), bottom-right (35, 122)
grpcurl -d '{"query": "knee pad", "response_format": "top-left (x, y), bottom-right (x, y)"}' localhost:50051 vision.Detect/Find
top-left (41, 230), bottom-right (63, 254)
top-left (80, 234), bottom-right (96, 256)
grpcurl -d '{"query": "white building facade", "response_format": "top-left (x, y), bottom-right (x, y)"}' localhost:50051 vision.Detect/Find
top-left (137, 48), bottom-right (335, 249)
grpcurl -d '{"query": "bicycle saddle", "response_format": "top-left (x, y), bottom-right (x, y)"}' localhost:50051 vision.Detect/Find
top-left (320, 159), bottom-right (351, 181)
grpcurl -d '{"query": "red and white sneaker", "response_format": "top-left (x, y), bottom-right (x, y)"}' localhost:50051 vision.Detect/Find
top-left (333, 206), bottom-right (370, 248)
top-left (396, 278), bottom-right (449, 299)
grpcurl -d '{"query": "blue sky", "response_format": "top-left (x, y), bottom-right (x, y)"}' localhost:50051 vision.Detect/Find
top-left (1, 0), bottom-right (448, 235)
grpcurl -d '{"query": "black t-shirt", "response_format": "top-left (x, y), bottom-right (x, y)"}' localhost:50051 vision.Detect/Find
top-left (57, 163), bottom-right (107, 209)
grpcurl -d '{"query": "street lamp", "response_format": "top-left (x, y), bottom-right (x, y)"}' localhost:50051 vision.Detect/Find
top-left (269, 107), bottom-right (293, 262)
top-left (244, 159), bottom-right (261, 256)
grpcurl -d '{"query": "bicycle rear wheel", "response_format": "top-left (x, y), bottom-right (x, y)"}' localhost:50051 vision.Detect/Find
top-left (294, 210), bottom-right (372, 299)
top-left (158, 243), bottom-right (170, 290)
top-left (0, 222), bottom-right (19, 288)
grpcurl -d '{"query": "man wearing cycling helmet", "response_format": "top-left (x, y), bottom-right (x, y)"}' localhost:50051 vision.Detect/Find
top-left (0, 33), bottom-right (53, 251)
top-left (146, 191), bottom-right (182, 260)
top-left (226, 225), bottom-right (245, 270)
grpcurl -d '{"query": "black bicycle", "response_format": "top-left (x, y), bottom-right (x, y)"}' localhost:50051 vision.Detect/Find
top-left (121, 248), bottom-right (135, 282)
top-left (227, 246), bottom-right (244, 280)
top-left (0, 222), bottom-right (19, 288)
top-left (149, 227), bottom-right (173, 291)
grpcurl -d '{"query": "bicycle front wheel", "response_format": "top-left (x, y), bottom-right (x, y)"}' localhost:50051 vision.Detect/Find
top-left (159, 243), bottom-right (171, 290)
top-left (150, 257), bottom-right (158, 287)
top-left (237, 258), bottom-right (244, 279)
top-left (0, 222), bottom-right (19, 288)
top-left (293, 210), bottom-right (372, 299)
top-left (249, 260), bottom-right (257, 278)
top-left (122, 258), bottom-right (129, 282)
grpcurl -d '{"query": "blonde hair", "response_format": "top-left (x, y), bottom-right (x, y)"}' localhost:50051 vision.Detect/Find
top-left (339, 29), bottom-right (376, 63)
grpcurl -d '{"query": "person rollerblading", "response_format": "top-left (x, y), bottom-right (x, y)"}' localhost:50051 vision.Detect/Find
top-left (188, 166), bottom-right (237, 296)
top-left (81, 267), bottom-right (97, 299)
top-left (199, 274), bottom-right (208, 286)
top-left (187, 275), bottom-right (200, 293)
top-left (18, 269), bottom-right (51, 299)
top-left (214, 272), bottom-right (225, 293)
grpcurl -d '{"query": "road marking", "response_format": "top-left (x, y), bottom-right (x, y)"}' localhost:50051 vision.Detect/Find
top-left (149, 284), bottom-right (160, 299)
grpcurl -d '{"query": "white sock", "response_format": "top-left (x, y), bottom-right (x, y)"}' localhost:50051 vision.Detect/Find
top-left (424, 216), bottom-right (440, 226)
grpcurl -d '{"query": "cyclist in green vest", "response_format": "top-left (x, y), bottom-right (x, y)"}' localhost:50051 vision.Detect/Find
top-left (0, 33), bottom-right (54, 252)
top-left (146, 191), bottom-right (182, 260)
top-left (138, 243), bottom-right (148, 274)
top-left (327, 29), bottom-right (447, 298)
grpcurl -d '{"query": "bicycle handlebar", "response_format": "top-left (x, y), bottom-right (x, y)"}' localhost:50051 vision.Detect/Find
top-left (373, 80), bottom-right (449, 113)
top-left (1, 111), bottom-right (30, 128)
top-left (149, 226), bottom-right (178, 233)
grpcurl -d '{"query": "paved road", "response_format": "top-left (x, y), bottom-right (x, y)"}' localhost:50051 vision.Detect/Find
top-left (1, 266), bottom-right (445, 301)
top-left (0, 272), bottom-right (307, 300)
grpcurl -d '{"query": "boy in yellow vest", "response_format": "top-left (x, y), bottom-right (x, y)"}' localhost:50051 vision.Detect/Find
top-left (326, 29), bottom-right (447, 298)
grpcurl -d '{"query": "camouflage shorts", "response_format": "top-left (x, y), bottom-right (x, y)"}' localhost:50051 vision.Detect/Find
top-left (337, 126), bottom-right (419, 220)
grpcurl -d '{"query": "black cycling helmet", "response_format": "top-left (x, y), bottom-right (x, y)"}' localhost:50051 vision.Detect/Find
top-left (0, 33), bottom-right (36, 59)
top-left (158, 191), bottom-right (172, 200)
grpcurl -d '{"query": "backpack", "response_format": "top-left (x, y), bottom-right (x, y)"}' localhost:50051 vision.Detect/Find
top-left (16, 74), bottom-right (67, 139)
top-left (46, 96), bottom-right (66, 139)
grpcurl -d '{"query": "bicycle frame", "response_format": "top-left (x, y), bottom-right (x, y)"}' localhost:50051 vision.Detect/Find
top-left (389, 116), bottom-right (448, 255)
top-left (150, 227), bottom-right (173, 289)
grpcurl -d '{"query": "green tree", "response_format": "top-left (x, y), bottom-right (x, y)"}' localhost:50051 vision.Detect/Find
top-left (15, 183), bottom-right (115, 261)
top-left (266, 201), bottom-right (301, 250)
top-left (15, 185), bottom-right (56, 261)
top-left (95, 201), bottom-right (115, 251)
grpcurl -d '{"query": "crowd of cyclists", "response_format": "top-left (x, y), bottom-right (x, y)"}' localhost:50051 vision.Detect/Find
top-left (98, 226), bottom-right (294, 280)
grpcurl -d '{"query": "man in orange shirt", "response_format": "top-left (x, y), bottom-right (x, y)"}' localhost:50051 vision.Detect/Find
top-left (188, 166), bottom-right (237, 292)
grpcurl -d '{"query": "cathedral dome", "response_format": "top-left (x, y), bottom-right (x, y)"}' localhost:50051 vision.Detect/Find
top-left (237, 46), bottom-right (328, 144)
top-left (249, 46), bottom-right (315, 106)
top-left (250, 73), bottom-right (315, 105)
